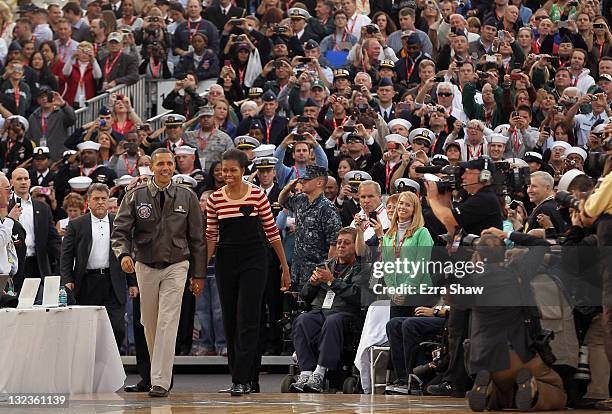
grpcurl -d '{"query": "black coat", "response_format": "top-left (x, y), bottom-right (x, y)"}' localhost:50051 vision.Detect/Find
top-left (60, 213), bottom-right (136, 304)
top-left (9, 219), bottom-right (27, 293)
top-left (98, 52), bottom-right (139, 86)
top-left (29, 168), bottom-right (56, 188)
top-left (9, 197), bottom-right (61, 277)
top-left (202, 5), bottom-right (246, 31)
top-left (237, 115), bottom-right (288, 147)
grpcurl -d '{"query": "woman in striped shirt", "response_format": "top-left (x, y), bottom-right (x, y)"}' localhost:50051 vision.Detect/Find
top-left (202, 149), bottom-right (291, 396)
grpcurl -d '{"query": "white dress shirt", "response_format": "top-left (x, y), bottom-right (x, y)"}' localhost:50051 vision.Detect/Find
top-left (87, 214), bottom-right (110, 270)
top-left (18, 196), bottom-right (35, 257)
top-left (0, 217), bottom-right (15, 274)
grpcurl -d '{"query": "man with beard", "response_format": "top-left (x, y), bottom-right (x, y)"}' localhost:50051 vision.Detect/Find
top-left (395, 33), bottom-right (430, 86)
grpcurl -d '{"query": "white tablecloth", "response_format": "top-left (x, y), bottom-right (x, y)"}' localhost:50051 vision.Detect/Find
top-left (0, 305), bottom-right (126, 395)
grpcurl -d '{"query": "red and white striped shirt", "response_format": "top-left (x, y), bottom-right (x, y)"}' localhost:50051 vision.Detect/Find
top-left (206, 184), bottom-right (281, 243)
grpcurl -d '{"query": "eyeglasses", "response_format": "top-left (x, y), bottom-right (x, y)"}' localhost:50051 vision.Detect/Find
top-left (534, 15), bottom-right (546, 20)
top-left (467, 126), bottom-right (483, 132)
top-left (437, 92), bottom-right (453, 97)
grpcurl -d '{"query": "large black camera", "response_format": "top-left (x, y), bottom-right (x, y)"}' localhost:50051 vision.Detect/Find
top-left (554, 190), bottom-right (581, 210)
top-left (415, 165), bottom-right (463, 194)
top-left (492, 161), bottom-right (531, 196)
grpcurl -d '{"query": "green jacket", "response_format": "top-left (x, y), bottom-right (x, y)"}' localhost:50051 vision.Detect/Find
top-left (462, 82), bottom-right (508, 129)
top-left (381, 226), bottom-right (434, 290)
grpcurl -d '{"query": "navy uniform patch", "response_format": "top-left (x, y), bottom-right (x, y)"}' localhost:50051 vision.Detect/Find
top-left (137, 202), bottom-right (153, 219)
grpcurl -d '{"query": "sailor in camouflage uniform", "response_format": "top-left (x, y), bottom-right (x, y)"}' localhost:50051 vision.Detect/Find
top-left (279, 165), bottom-right (342, 289)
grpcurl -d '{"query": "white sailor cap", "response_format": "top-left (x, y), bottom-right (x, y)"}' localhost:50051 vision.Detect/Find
top-left (503, 158), bottom-right (529, 167)
top-left (254, 156), bottom-right (279, 169)
top-left (68, 176), bottom-right (93, 190)
top-left (431, 154), bottom-right (450, 166)
top-left (551, 141), bottom-right (571, 152)
top-left (493, 124), bottom-right (511, 135)
top-left (592, 123), bottom-right (606, 134)
top-left (384, 134), bottom-right (408, 146)
top-left (174, 145), bottom-right (197, 156)
top-left (63, 150), bottom-right (77, 158)
top-left (394, 178), bottom-right (420, 194)
top-left (7, 115), bottom-right (29, 131)
top-left (234, 135), bottom-right (260, 149)
top-left (32, 146), bottom-right (50, 158)
top-left (408, 128), bottom-right (435, 145)
top-left (565, 146), bottom-right (587, 161)
top-left (114, 175), bottom-right (134, 186)
top-left (77, 141), bottom-right (101, 152)
top-left (557, 169), bottom-right (586, 192)
top-left (173, 174), bottom-right (198, 188)
top-left (387, 118), bottom-right (412, 132)
top-left (252, 144), bottom-right (276, 158)
top-left (524, 151), bottom-right (543, 163)
top-left (344, 170), bottom-right (372, 185)
top-left (487, 133), bottom-right (509, 145)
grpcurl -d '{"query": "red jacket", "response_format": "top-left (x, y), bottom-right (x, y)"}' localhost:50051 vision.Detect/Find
top-left (64, 62), bottom-right (96, 106)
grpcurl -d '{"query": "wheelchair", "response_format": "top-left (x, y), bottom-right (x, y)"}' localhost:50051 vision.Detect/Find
top-left (279, 298), bottom-right (365, 394)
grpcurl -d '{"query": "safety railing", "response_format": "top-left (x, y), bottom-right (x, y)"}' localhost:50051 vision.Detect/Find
top-left (146, 109), bottom-right (173, 131)
top-left (67, 76), bottom-right (217, 135)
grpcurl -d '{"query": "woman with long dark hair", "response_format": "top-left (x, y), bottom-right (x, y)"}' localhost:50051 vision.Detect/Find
top-left (197, 149), bottom-right (290, 396)
top-left (39, 41), bottom-right (66, 93)
top-left (29, 51), bottom-right (59, 92)
top-left (204, 161), bottom-right (225, 191)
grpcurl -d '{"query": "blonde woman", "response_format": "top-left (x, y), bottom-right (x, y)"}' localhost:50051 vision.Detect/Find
top-left (356, 191), bottom-right (434, 318)
top-left (0, 2), bottom-right (14, 46)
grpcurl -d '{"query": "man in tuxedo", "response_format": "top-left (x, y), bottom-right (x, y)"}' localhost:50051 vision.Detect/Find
top-left (28, 147), bottom-right (56, 188)
top-left (60, 183), bottom-right (138, 347)
top-left (203, 0), bottom-right (246, 32)
top-left (99, 32), bottom-right (139, 90)
top-left (9, 168), bottom-right (61, 281)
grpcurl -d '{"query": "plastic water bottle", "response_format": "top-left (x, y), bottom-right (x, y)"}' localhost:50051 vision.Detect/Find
top-left (6, 278), bottom-right (15, 296)
top-left (59, 285), bottom-right (67, 307)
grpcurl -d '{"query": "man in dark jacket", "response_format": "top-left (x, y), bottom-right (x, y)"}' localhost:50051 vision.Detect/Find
top-left (526, 171), bottom-right (567, 234)
top-left (60, 183), bottom-right (138, 348)
top-left (290, 227), bottom-right (362, 393)
top-left (173, 33), bottom-right (220, 82)
top-left (99, 32), bottom-right (139, 90)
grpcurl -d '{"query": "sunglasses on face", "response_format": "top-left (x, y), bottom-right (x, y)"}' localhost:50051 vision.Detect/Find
top-left (437, 91), bottom-right (453, 97)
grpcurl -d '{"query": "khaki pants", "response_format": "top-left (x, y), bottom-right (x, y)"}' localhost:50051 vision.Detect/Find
top-left (488, 352), bottom-right (567, 411)
top-left (135, 260), bottom-right (189, 390)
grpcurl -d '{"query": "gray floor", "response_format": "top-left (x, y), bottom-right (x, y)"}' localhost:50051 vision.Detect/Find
top-left (122, 373), bottom-right (288, 393)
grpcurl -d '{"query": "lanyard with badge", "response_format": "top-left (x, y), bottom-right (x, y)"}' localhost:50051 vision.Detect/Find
top-left (40, 113), bottom-right (48, 147)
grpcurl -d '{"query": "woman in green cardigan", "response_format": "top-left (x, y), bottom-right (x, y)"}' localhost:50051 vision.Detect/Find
top-left (381, 191), bottom-right (434, 318)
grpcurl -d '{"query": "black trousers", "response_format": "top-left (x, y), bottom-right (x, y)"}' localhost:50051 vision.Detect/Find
top-left (175, 278), bottom-right (196, 355)
top-left (132, 296), bottom-right (151, 387)
top-left (442, 308), bottom-right (470, 392)
top-left (292, 311), bottom-right (352, 371)
top-left (386, 316), bottom-right (446, 380)
top-left (77, 271), bottom-right (125, 349)
top-left (216, 246), bottom-right (268, 385)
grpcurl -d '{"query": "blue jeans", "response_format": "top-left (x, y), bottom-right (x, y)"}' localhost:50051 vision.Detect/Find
top-left (195, 275), bottom-right (226, 351)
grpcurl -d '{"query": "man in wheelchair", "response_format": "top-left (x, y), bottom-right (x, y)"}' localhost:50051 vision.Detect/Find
top-left (290, 227), bottom-right (363, 393)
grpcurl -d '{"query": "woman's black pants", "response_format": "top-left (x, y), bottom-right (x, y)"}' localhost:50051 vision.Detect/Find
top-left (216, 245), bottom-right (268, 384)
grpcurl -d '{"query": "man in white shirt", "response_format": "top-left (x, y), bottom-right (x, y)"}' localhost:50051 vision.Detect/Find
top-left (60, 183), bottom-right (138, 347)
top-left (350, 180), bottom-right (390, 242)
top-left (566, 91), bottom-right (610, 146)
top-left (10, 168), bottom-right (61, 280)
top-left (341, 0), bottom-right (370, 40)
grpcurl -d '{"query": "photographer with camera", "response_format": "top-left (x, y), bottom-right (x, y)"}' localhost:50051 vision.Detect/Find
top-left (423, 156), bottom-right (503, 397)
top-left (139, 40), bottom-right (173, 79)
top-left (25, 87), bottom-right (75, 163)
top-left (565, 92), bottom-right (609, 147)
top-left (0, 116), bottom-right (35, 176)
top-left (273, 132), bottom-right (328, 188)
top-left (464, 232), bottom-right (567, 412)
top-left (161, 74), bottom-right (207, 121)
